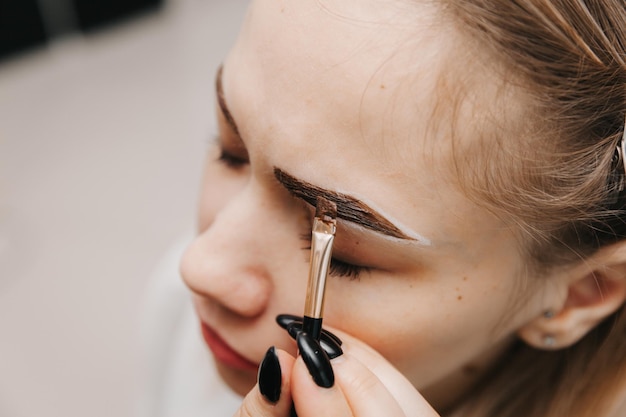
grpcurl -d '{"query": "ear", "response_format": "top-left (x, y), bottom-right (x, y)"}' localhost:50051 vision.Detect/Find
top-left (518, 242), bottom-right (626, 350)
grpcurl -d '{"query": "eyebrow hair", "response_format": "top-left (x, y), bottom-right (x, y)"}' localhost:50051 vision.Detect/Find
top-left (214, 66), bottom-right (426, 243)
top-left (215, 65), bottom-right (240, 136)
top-left (274, 168), bottom-right (420, 241)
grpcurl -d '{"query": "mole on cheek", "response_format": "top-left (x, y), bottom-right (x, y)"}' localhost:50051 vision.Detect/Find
top-left (457, 278), bottom-right (468, 300)
top-left (462, 364), bottom-right (480, 376)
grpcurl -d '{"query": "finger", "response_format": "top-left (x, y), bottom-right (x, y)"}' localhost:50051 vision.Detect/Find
top-left (290, 332), bottom-right (354, 417)
top-left (291, 332), bottom-right (407, 417)
top-left (286, 322), bottom-right (343, 359)
top-left (333, 353), bottom-right (408, 417)
top-left (234, 347), bottom-right (296, 417)
top-left (328, 328), bottom-right (440, 417)
top-left (276, 316), bottom-right (439, 416)
top-left (276, 314), bottom-right (343, 357)
top-left (276, 314), bottom-right (343, 346)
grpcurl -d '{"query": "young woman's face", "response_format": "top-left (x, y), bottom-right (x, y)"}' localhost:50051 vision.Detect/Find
top-left (181, 0), bottom-right (557, 409)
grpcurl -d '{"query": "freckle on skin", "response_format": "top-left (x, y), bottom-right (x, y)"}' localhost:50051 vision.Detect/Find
top-left (463, 276), bottom-right (468, 281)
top-left (380, 84), bottom-right (386, 89)
top-left (457, 295), bottom-right (463, 300)
top-left (463, 365), bottom-right (479, 375)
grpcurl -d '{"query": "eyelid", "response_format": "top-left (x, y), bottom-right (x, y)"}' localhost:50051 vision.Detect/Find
top-left (329, 257), bottom-right (371, 280)
top-left (212, 136), bottom-right (250, 171)
top-left (215, 107), bottom-right (249, 162)
top-left (299, 231), bottom-right (371, 280)
top-left (218, 135), bottom-right (249, 158)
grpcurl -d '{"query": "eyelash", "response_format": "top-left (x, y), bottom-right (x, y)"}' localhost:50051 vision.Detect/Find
top-left (215, 140), bottom-right (367, 280)
top-left (213, 136), bottom-right (250, 170)
top-left (300, 234), bottom-right (370, 280)
top-left (216, 147), bottom-right (249, 169)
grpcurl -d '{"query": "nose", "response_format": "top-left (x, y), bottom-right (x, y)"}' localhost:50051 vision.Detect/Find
top-left (180, 183), bottom-right (302, 318)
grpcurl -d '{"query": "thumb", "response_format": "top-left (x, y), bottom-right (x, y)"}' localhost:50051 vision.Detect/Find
top-left (290, 330), bottom-right (440, 417)
top-left (334, 329), bottom-right (439, 417)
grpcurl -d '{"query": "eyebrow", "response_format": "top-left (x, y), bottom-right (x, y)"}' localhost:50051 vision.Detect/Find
top-left (215, 67), bottom-right (427, 244)
top-left (215, 65), bottom-right (240, 136)
top-left (274, 168), bottom-right (428, 243)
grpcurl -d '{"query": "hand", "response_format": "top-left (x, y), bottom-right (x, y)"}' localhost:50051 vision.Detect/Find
top-left (233, 315), bottom-right (440, 417)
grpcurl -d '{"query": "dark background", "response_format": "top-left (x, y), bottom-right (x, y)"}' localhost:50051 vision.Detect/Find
top-left (0, 1), bottom-right (251, 416)
top-left (0, 0), bottom-right (163, 60)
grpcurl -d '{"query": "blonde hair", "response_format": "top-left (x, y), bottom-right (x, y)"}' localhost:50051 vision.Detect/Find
top-left (440, 1), bottom-right (626, 416)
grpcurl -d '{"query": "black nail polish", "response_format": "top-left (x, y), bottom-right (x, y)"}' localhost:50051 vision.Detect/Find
top-left (276, 314), bottom-right (302, 329)
top-left (297, 332), bottom-right (334, 388)
top-left (286, 322), bottom-right (343, 359)
top-left (286, 322), bottom-right (302, 339)
top-left (277, 314), bottom-right (342, 345)
top-left (322, 328), bottom-right (343, 347)
top-left (258, 347), bottom-right (281, 403)
top-left (320, 335), bottom-right (343, 359)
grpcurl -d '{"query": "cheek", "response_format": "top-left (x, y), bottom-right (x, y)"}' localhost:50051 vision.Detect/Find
top-left (324, 278), bottom-right (430, 359)
top-left (324, 272), bottom-right (520, 386)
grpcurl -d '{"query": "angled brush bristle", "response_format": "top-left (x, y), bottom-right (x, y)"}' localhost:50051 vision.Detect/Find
top-left (315, 196), bottom-right (337, 221)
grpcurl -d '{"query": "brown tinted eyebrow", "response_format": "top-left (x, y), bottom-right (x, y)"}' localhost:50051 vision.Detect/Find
top-left (215, 65), bottom-right (240, 136)
top-left (274, 168), bottom-right (416, 240)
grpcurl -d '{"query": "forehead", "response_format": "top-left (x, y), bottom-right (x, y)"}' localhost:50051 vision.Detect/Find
top-left (230, 0), bottom-right (468, 165)
top-left (223, 0), bottom-right (515, 254)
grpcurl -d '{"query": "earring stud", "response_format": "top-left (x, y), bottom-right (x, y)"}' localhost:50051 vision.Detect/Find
top-left (543, 335), bottom-right (556, 347)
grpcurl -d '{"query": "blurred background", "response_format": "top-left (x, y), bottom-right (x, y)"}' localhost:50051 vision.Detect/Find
top-left (0, 0), bottom-right (248, 415)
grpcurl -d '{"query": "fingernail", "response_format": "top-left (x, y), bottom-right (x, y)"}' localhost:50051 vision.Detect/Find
top-left (258, 347), bottom-right (281, 403)
top-left (286, 322), bottom-right (302, 339)
top-left (277, 314), bottom-right (342, 345)
top-left (297, 332), bottom-right (334, 388)
top-left (276, 314), bottom-right (302, 329)
top-left (286, 322), bottom-right (343, 359)
top-left (322, 327), bottom-right (343, 347)
top-left (320, 335), bottom-right (343, 359)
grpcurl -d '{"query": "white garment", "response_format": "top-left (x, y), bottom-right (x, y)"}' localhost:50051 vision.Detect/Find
top-left (138, 237), bottom-right (242, 417)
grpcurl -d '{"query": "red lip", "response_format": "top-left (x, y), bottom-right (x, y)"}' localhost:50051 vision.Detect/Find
top-left (200, 322), bottom-right (258, 372)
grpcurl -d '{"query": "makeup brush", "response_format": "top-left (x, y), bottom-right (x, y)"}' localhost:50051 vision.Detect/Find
top-left (303, 196), bottom-right (337, 341)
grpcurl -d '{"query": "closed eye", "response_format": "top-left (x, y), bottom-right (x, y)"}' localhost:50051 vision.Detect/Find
top-left (328, 257), bottom-right (369, 280)
top-left (212, 133), bottom-right (249, 170)
top-left (217, 147), bottom-right (249, 169)
top-left (300, 233), bottom-right (370, 280)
